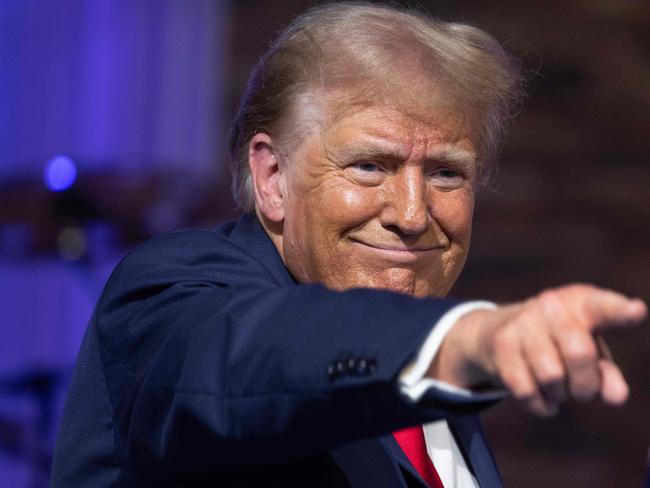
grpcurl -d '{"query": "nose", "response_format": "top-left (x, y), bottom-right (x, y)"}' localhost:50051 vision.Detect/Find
top-left (380, 167), bottom-right (429, 236)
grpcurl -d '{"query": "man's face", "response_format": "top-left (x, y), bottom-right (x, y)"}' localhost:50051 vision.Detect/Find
top-left (276, 97), bottom-right (477, 298)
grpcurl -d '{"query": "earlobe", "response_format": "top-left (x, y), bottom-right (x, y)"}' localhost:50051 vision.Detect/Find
top-left (248, 132), bottom-right (286, 222)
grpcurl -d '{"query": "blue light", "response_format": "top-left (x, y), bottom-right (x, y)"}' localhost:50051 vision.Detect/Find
top-left (44, 155), bottom-right (77, 191)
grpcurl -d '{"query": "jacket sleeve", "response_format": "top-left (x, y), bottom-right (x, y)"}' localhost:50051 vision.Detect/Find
top-left (94, 229), bottom-right (494, 479)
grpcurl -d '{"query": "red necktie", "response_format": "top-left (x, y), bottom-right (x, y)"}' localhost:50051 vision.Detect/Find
top-left (393, 426), bottom-right (444, 488)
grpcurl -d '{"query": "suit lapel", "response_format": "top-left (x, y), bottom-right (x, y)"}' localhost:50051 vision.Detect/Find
top-left (383, 418), bottom-right (503, 488)
top-left (380, 434), bottom-right (431, 487)
top-left (447, 416), bottom-right (503, 488)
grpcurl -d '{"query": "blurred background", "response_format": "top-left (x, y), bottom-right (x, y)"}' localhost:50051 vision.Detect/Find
top-left (0, 0), bottom-right (648, 486)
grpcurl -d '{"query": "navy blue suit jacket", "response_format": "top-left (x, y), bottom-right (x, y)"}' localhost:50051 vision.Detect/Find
top-left (51, 214), bottom-right (503, 487)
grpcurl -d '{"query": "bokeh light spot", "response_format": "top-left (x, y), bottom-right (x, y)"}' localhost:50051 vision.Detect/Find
top-left (57, 227), bottom-right (86, 260)
top-left (44, 155), bottom-right (77, 191)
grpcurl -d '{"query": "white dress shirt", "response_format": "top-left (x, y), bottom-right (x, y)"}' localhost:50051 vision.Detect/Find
top-left (398, 301), bottom-right (503, 487)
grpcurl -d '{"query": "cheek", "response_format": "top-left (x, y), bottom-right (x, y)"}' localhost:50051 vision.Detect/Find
top-left (434, 190), bottom-right (475, 241)
top-left (309, 182), bottom-right (379, 229)
top-left (284, 183), bottom-right (379, 284)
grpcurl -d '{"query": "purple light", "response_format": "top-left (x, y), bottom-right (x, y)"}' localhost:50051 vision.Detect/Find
top-left (44, 155), bottom-right (77, 191)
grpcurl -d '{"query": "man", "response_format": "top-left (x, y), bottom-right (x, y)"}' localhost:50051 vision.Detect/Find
top-left (52, 3), bottom-right (646, 487)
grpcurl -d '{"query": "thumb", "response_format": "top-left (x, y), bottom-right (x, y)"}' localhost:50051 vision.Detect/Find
top-left (599, 358), bottom-right (629, 405)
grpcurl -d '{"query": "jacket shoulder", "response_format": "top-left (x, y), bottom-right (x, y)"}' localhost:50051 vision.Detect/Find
top-left (107, 224), bottom-right (278, 293)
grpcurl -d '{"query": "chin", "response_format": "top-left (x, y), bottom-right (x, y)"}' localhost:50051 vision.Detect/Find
top-left (333, 267), bottom-right (452, 298)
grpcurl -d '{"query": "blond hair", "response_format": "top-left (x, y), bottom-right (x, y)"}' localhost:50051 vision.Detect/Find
top-left (229, 2), bottom-right (523, 212)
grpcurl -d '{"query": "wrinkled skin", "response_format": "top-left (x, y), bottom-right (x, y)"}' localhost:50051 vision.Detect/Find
top-left (272, 102), bottom-right (477, 298)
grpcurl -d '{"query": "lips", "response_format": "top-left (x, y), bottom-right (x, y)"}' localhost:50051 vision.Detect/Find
top-left (354, 241), bottom-right (436, 252)
top-left (348, 237), bottom-right (442, 256)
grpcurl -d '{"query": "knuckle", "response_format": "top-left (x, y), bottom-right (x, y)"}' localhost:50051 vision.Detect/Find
top-left (512, 385), bottom-right (536, 401)
top-left (492, 328), bottom-right (516, 355)
top-left (537, 361), bottom-right (564, 385)
top-left (562, 283), bottom-right (596, 296)
top-left (538, 288), bottom-right (561, 303)
top-left (565, 339), bottom-right (598, 367)
top-left (534, 289), bottom-right (568, 324)
top-left (503, 371), bottom-right (535, 400)
top-left (575, 283), bottom-right (597, 293)
top-left (537, 288), bottom-right (568, 311)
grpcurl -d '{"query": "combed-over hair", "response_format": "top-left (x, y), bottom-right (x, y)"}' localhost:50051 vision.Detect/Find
top-left (229, 1), bottom-right (523, 212)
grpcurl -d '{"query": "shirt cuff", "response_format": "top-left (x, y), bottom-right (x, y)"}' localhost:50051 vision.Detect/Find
top-left (399, 300), bottom-right (506, 402)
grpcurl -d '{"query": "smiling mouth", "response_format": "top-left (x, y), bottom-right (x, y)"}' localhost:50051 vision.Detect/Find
top-left (349, 238), bottom-right (442, 258)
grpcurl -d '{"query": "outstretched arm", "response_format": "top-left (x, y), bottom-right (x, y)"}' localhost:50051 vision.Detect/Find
top-left (429, 284), bottom-right (647, 416)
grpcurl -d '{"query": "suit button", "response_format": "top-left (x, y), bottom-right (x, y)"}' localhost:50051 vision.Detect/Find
top-left (335, 360), bottom-right (347, 375)
top-left (347, 358), bottom-right (357, 372)
top-left (356, 358), bottom-right (368, 375)
top-left (327, 364), bottom-right (337, 381)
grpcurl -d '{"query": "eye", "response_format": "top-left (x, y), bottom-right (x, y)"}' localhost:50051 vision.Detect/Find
top-left (427, 167), bottom-right (466, 189)
top-left (353, 161), bottom-right (382, 172)
top-left (435, 168), bottom-right (461, 178)
top-left (347, 161), bottom-right (386, 185)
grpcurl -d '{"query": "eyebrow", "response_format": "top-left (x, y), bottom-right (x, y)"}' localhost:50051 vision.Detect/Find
top-left (427, 145), bottom-right (477, 172)
top-left (329, 137), bottom-right (410, 162)
top-left (330, 138), bottom-right (477, 173)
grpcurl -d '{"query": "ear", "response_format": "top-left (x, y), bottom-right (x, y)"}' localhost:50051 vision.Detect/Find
top-left (248, 132), bottom-right (286, 222)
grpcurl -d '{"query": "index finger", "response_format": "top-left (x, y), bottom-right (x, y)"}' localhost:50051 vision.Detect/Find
top-left (581, 289), bottom-right (646, 330)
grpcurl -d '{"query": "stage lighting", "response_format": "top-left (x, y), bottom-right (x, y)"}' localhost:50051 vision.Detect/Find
top-left (44, 155), bottom-right (77, 191)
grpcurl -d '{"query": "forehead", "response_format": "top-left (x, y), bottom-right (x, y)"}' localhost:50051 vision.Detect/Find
top-left (316, 93), bottom-right (478, 161)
